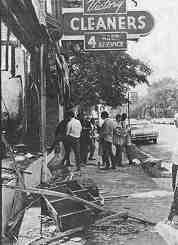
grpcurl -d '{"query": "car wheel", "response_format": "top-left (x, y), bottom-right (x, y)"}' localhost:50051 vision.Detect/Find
top-left (153, 139), bottom-right (157, 144)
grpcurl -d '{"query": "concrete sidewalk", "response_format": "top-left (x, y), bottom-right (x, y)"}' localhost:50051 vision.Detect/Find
top-left (79, 158), bottom-right (173, 245)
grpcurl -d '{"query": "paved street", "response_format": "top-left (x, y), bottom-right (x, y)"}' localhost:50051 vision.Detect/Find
top-left (81, 124), bottom-right (178, 244)
top-left (2, 0), bottom-right (178, 244)
top-left (140, 124), bottom-right (178, 173)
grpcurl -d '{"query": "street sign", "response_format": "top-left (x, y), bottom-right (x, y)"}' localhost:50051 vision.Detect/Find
top-left (129, 91), bottom-right (138, 103)
top-left (84, 32), bottom-right (127, 50)
top-left (63, 11), bottom-right (154, 36)
top-left (84, 0), bottom-right (126, 14)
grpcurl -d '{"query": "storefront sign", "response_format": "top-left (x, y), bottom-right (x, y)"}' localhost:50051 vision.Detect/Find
top-left (84, 0), bottom-right (126, 14)
top-left (63, 11), bottom-right (154, 37)
top-left (84, 32), bottom-right (127, 50)
top-left (62, 0), bottom-right (154, 50)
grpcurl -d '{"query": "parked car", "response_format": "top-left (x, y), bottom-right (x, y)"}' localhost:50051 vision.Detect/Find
top-left (151, 118), bottom-right (174, 125)
top-left (130, 121), bottom-right (159, 144)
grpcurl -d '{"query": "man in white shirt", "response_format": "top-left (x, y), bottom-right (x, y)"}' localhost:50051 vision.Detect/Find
top-left (66, 111), bottom-right (82, 171)
top-left (100, 111), bottom-right (115, 169)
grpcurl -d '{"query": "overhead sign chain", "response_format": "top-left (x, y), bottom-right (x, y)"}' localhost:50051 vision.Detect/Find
top-left (62, 0), bottom-right (154, 51)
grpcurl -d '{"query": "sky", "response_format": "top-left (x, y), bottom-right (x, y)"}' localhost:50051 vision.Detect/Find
top-left (127, 0), bottom-right (178, 96)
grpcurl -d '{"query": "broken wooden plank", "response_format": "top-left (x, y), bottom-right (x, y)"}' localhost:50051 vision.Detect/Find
top-left (42, 195), bottom-right (60, 231)
top-left (5, 184), bottom-right (154, 227)
top-left (128, 214), bottom-right (156, 226)
top-left (104, 195), bottom-right (129, 200)
top-left (2, 184), bottom-right (111, 213)
top-left (94, 212), bottom-right (129, 226)
top-left (71, 188), bottom-right (89, 193)
top-left (59, 209), bottom-right (91, 218)
top-left (50, 197), bottom-right (66, 204)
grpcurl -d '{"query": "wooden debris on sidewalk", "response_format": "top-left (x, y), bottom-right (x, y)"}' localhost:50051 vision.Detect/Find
top-left (1, 134), bottom-right (27, 242)
top-left (3, 176), bottom-right (105, 234)
top-left (40, 178), bottom-right (103, 232)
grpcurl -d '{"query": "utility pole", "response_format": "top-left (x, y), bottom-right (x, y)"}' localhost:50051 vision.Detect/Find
top-left (127, 92), bottom-right (130, 127)
top-left (40, 43), bottom-right (49, 183)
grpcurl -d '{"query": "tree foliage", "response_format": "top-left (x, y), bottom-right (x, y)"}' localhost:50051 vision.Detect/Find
top-left (131, 78), bottom-right (178, 118)
top-left (62, 41), bottom-right (151, 108)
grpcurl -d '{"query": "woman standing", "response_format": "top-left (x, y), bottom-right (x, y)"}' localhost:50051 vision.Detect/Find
top-left (113, 113), bottom-right (124, 166)
top-left (88, 118), bottom-right (97, 160)
top-left (121, 113), bottom-right (133, 166)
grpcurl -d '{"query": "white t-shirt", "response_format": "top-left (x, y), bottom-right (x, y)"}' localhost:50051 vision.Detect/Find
top-left (66, 118), bottom-right (82, 138)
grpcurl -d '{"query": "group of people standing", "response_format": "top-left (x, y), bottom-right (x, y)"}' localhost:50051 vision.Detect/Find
top-left (50, 109), bottom-right (133, 172)
top-left (50, 110), bottom-right (97, 171)
top-left (98, 111), bottom-right (132, 170)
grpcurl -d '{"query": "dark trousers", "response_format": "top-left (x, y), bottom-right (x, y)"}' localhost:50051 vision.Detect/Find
top-left (65, 136), bottom-right (81, 168)
top-left (80, 139), bottom-right (89, 164)
top-left (89, 138), bottom-right (95, 158)
top-left (115, 145), bottom-right (123, 166)
top-left (80, 137), bottom-right (90, 164)
top-left (61, 139), bottom-right (70, 165)
top-left (102, 140), bottom-right (115, 169)
top-left (172, 164), bottom-right (178, 191)
top-left (168, 186), bottom-right (178, 221)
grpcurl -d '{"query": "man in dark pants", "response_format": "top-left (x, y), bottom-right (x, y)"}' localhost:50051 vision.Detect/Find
top-left (78, 114), bottom-right (92, 165)
top-left (167, 147), bottom-right (178, 223)
top-left (66, 111), bottom-right (82, 171)
top-left (50, 113), bottom-right (70, 166)
top-left (113, 113), bottom-right (124, 166)
top-left (100, 111), bottom-right (115, 170)
top-left (172, 164), bottom-right (178, 192)
top-left (88, 118), bottom-right (97, 160)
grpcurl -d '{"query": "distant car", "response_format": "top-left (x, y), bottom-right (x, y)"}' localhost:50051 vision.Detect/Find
top-left (130, 121), bottom-right (159, 144)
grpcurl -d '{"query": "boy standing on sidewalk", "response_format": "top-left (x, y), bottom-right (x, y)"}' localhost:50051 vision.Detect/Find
top-left (100, 111), bottom-right (115, 170)
top-left (66, 111), bottom-right (82, 171)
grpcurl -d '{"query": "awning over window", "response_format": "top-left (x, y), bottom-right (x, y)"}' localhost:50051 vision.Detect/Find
top-left (0, 0), bottom-right (48, 52)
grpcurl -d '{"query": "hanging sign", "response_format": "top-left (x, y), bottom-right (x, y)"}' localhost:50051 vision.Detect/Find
top-left (84, 32), bottom-right (127, 50)
top-left (62, 0), bottom-right (155, 51)
top-left (63, 11), bottom-right (154, 36)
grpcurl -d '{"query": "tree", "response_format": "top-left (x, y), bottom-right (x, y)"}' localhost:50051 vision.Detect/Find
top-left (131, 78), bottom-right (178, 118)
top-left (61, 41), bottom-right (151, 108)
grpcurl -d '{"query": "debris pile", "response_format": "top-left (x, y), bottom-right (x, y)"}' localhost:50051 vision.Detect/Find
top-left (86, 214), bottom-right (151, 245)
